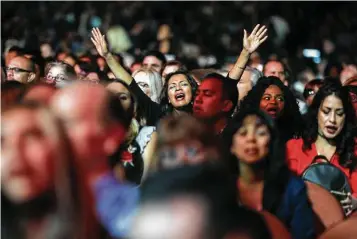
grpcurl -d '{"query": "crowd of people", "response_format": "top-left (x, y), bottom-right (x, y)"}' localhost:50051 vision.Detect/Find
top-left (2, 2), bottom-right (357, 239)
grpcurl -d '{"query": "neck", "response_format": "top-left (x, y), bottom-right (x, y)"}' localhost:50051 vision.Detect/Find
top-left (316, 132), bottom-right (336, 147)
top-left (172, 104), bottom-right (192, 116)
top-left (239, 162), bottom-right (265, 185)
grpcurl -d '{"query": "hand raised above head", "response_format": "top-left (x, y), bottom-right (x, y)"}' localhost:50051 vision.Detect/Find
top-left (90, 27), bottom-right (109, 57)
top-left (243, 24), bottom-right (268, 54)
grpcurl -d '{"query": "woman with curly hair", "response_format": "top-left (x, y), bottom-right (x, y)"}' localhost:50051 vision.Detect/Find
top-left (239, 76), bottom-right (304, 142)
top-left (286, 79), bottom-right (357, 213)
top-left (226, 108), bottom-right (316, 239)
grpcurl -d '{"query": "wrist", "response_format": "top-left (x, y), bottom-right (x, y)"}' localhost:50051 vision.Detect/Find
top-left (103, 51), bottom-right (112, 59)
top-left (241, 48), bottom-right (251, 56)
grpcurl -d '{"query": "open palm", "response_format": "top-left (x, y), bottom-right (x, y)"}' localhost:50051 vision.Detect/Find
top-left (243, 24), bottom-right (268, 53)
top-left (91, 27), bottom-right (109, 57)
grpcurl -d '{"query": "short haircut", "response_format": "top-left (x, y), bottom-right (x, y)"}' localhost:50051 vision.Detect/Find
top-left (7, 46), bottom-right (24, 55)
top-left (163, 60), bottom-right (187, 71)
top-left (263, 60), bottom-right (291, 84)
top-left (143, 50), bottom-right (167, 65)
top-left (202, 73), bottom-right (238, 116)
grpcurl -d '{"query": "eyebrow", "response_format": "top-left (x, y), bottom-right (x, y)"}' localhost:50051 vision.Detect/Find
top-left (262, 93), bottom-right (283, 97)
top-left (322, 107), bottom-right (344, 111)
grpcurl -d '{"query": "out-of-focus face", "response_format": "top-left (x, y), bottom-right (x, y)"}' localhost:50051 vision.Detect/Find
top-left (317, 95), bottom-right (345, 139)
top-left (106, 81), bottom-right (133, 112)
top-left (6, 57), bottom-right (34, 84)
top-left (134, 71), bottom-right (152, 98)
top-left (63, 56), bottom-right (76, 67)
top-left (97, 57), bottom-right (106, 70)
top-left (167, 74), bottom-right (193, 108)
top-left (162, 65), bottom-right (180, 82)
top-left (349, 91), bottom-right (357, 117)
top-left (237, 70), bottom-right (253, 102)
top-left (264, 61), bottom-right (287, 86)
top-left (142, 56), bottom-right (163, 73)
top-left (130, 63), bottom-right (142, 73)
top-left (157, 140), bottom-right (218, 170)
top-left (193, 78), bottom-right (226, 119)
top-left (56, 52), bottom-right (67, 62)
top-left (259, 85), bottom-right (285, 119)
top-left (231, 115), bottom-right (271, 164)
top-left (340, 65), bottom-right (357, 85)
top-left (23, 85), bottom-right (57, 106)
top-left (1, 108), bottom-right (55, 203)
top-left (40, 43), bottom-right (53, 59)
top-left (83, 72), bottom-right (100, 84)
top-left (51, 87), bottom-right (108, 161)
top-left (132, 196), bottom-right (206, 239)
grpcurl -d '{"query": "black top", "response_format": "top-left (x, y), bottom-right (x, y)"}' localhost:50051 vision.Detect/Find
top-left (129, 80), bottom-right (162, 126)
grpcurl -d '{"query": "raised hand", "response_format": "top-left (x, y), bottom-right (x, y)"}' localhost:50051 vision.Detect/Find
top-left (243, 24), bottom-right (268, 53)
top-left (91, 27), bottom-right (109, 57)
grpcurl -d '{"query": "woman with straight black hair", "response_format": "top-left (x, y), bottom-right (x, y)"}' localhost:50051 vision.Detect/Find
top-left (239, 76), bottom-right (305, 142)
top-left (227, 108), bottom-right (315, 239)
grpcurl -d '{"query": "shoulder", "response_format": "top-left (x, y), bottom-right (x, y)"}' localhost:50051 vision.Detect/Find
top-left (286, 138), bottom-right (304, 148)
top-left (136, 126), bottom-right (156, 154)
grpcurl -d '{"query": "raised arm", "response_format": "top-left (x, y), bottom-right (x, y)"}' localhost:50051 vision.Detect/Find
top-left (91, 27), bottom-right (133, 84)
top-left (228, 24), bottom-right (268, 80)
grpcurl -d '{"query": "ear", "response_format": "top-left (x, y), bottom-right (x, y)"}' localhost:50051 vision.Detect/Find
top-left (103, 124), bottom-right (127, 156)
top-left (28, 73), bottom-right (36, 83)
top-left (222, 100), bottom-right (233, 113)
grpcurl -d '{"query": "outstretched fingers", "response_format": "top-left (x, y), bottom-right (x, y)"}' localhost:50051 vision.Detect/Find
top-left (257, 27), bottom-right (267, 39)
top-left (259, 36), bottom-right (268, 44)
top-left (251, 24), bottom-right (260, 36)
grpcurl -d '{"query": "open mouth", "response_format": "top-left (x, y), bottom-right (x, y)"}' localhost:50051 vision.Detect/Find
top-left (244, 148), bottom-right (259, 156)
top-left (266, 107), bottom-right (279, 117)
top-left (175, 93), bottom-right (185, 101)
top-left (325, 126), bottom-right (338, 134)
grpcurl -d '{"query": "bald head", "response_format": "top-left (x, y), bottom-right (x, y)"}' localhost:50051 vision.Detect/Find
top-left (51, 82), bottom-right (128, 161)
top-left (6, 56), bottom-right (35, 84)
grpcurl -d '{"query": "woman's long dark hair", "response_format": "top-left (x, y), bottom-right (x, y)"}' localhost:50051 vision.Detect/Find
top-left (239, 76), bottom-right (304, 142)
top-left (303, 79), bottom-right (357, 172)
top-left (226, 108), bottom-right (291, 214)
top-left (159, 70), bottom-right (198, 116)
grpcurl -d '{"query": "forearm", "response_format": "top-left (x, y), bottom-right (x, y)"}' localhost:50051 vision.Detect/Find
top-left (228, 49), bottom-right (251, 81)
top-left (105, 52), bottom-right (133, 84)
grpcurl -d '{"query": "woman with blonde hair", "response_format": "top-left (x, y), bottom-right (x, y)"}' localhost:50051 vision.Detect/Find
top-left (132, 68), bottom-right (163, 104)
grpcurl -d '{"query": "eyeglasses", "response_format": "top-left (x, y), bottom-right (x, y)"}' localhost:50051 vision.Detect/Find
top-left (5, 67), bottom-right (32, 74)
top-left (303, 89), bottom-right (316, 99)
top-left (46, 75), bottom-right (66, 82)
top-left (158, 145), bottom-right (200, 161)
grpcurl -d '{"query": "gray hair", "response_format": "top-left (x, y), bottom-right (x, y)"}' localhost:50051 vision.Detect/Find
top-left (245, 66), bottom-right (263, 86)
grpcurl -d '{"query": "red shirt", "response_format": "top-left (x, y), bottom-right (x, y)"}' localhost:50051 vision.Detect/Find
top-left (286, 138), bottom-right (357, 197)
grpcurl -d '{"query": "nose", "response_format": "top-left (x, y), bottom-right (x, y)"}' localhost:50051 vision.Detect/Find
top-left (328, 112), bottom-right (337, 123)
top-left (269, 97), bottom-right (278, 105)
top-left (6, 70), bottom-right (14, 79)
top-left (246, 131), bottom-right (256, 142)
top-left (194, 93), bottom-right (202, 104)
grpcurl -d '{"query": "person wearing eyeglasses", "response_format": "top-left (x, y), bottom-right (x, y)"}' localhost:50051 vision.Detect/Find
top-left (303, 79), bottom-right (323, 107)
top-left (6, 56), bottom-right (36, 84)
